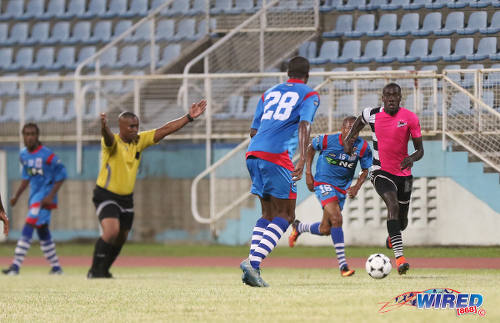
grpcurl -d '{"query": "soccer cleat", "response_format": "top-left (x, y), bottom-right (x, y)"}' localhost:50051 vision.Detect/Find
top-left (49, 267), bottom-right (63, 275)
top-left (2, 266), bottom-right (19, 276)
top-left (386, 236), bottom-right (392, 249)
top-left (340, 265), bottom-right (355, 277)
top-left (396, 256), bottom-right (410, 275)
top-left (288, 220), bottom-right (301, 248)
top-left (240, 259), bottom-right (269, 287)
top-left (86, 270), bottom-right (112, 279)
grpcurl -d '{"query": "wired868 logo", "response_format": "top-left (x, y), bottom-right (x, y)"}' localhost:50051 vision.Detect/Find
top-left (378, 288), bottom-right (486, 317)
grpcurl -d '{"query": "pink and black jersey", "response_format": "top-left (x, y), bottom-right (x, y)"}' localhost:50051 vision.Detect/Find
top-left (361, 106), bottom-right (422, 176)
top-left (247, 79), bottom-right (320, 170)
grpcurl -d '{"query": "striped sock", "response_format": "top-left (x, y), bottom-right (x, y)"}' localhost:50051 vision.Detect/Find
top-left (330, 227), bottom-right (347, 270)
top-left (12, 224), bottom-right (34, 270)
top-left (40, 239), bottom-right (61, 270)
top-left (249, 218), bottom-right (271, 257)
top-left (310, 222), bottom-right (321, 235)
top-left (297, 222), bottom-right (310, 233)
top-left (250, 216), bottom-right (289, 269)
top-left (387, 219), bottom-right (404, 258)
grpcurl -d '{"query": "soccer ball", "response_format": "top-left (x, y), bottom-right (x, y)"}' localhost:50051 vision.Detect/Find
top-left (365, 253), bottom-right (392, 279)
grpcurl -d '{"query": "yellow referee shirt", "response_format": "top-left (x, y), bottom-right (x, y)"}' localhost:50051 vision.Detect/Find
top-left (96, 129), bottom-right (156, 195)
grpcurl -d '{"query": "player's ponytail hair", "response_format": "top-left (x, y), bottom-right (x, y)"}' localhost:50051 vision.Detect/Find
top-left (287, 56), bottom-right (310, 79)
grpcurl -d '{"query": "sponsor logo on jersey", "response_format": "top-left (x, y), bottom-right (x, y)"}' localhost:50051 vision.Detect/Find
top-left (397, 120), bottom-right (407, 128)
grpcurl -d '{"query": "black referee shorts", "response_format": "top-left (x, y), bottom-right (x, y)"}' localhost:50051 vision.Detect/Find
top-left (93, 186), bottom-right (134, 231)
top-left (370, 170), bottom-right (413, 204)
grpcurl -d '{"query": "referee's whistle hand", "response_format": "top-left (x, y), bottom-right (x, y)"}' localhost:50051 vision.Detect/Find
top-left (189, 100), bottom-right (207, 119)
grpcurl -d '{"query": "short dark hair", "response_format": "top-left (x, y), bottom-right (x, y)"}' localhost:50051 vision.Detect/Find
top-left (287, 56), bottom-right (310, 79)
top-left (118, 111), bottom-right (138, 120)
top-left (22, 123), bottom-right (40, 135)
top-left (383, 83), bottom-right (401, 94)
top-left (342, 116), bottom-right (356, 126)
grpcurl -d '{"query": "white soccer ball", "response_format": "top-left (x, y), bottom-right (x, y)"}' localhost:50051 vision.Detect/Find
top-left (365, 253), bottom-right (392, 279)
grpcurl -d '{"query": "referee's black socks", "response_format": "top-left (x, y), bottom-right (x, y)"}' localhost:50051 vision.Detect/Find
top-left (90, 238), bottom-right (114, 276)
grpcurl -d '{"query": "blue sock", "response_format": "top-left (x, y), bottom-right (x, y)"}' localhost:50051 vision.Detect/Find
top-left (330, 227), bottom-right (347, 270)
top-left (310, 222), bottom-right (321, 235)
top-left (250, 216), bottom-right (289, 269)
top-left (249, 217), bottom-right (271, 257)
top-left (37, 226), bottom-right (61, 270)
top-left (12, 224), bottom-right (34, 270)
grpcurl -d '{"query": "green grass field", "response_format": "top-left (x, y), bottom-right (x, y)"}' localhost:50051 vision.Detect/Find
top-left (0, 244), bottom-right (499, 322)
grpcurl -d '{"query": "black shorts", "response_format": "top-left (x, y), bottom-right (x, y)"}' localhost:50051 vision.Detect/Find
top-left (93, 186), bottom-right (134, 231)
top-left (370, 170), bottom-right (413, 205)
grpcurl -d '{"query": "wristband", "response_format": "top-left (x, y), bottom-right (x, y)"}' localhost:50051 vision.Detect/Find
top-left (186, 113), bottom-right (194, 122)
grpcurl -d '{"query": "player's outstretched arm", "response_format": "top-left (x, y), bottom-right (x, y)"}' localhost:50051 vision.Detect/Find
top-left (153, 100), bottom-right (207, 143)
top-left (401, 136), bottom-right (424, 170)
top-left (100, 113), bottom-right (115, 147)
top-left (292, 121), bottom-right (311, 181)
top-left (305, 143), bottom-right (316, 192)
top-left (344, 116), bottom-right (365, 155)
top-left (10, 179), bottom-right (29, 207)
top-left (347, 168), bottom-right (369, 198)
top-left (0, 195), bottom-right (9, 236)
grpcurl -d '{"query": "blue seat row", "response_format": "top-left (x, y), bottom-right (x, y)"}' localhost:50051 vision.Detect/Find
top-left (323, 11), bottom-right (500, 39)
top-left (320, 0), bottom-right (499, 12)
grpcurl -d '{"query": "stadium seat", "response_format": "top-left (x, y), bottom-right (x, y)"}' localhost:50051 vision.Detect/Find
top-left (0, 100), bottom-right (20, 122)
top-left (42, 98), bottom-right (65, 122)
top-left (380, 0), bottom-right (409, 10)
top-left (323, 15), bottom-right (352, 38)
top-left (309, 67), bottom-right (325, 88)
top-left (458, 11), bottom-right (487, 35)
top-left (67, 21), bottom-right (92, 44)
top-left (332, 41), bottom-right (361, 64)
top-left (367, 14), bottom-right (396, 37)
top-left (89, 21), bottom-right (112, 43)
top-left (137, 44), bottom-right (159, 69)
top-left (229, 0), bottom-right (255, 14)
top-left (404, 0), bottom-right (431, 10)
top-left (334, 95), bottom-right (354, 117)
top-left (0, 48), bottom-right (13, 70)
top-left (53, 47), bottom-right (76, 70)
top-left (353, 40), bottom-right (383, 63)
top-left (451, 92), bottom-right (472, 114)
top-left (421, 38), bottom-right (451, 62)
top-left (435, 12), bottom-right (464, 36)
top-left (310, 41), bottom-right (338, 64)
top-left (59, 77), bottom-right (75, 94)
top-left (412, 12), bottom-right (441, 37)
top-left (345, 14), bottom-right (374, 37)
top-left (212, 0), bottom-right (233, 14)
top-left (130, 21), bottom-right (152, 42)
top-left (217, 94), bottom-right (244, 119)
top-left (9, 48), bottom-right (34, 71)
top-left (425, 0), bottom-right (447, 9)
top-left (339, 0), bottom-right (367, 11)
top-left (193, 19), bottom-right (212, 40)
top-left (467, 37), bottom-right (497, 61)
top-left (482, 90), bottom-right (494, 108)
top-left (84, 0), bottom-right (106, 18)
top-left (443, 64), bottom-right (461, 84)
top-left (469, 0), bottom-right (491, 8)
top-left (31, 47), bottom-right (55, 70)
top-left (156, 19), bottom-right (175, 41)
top-left (114, 20), bottom-right (133, 38)
top-left (26, 22), bottom-right (50, 45)
top-left (25, 99), bottom-right (44, 121)
top-left (104, 72), bottom-right (124, 94)
top-left (36, 73), bottom-right (60, 95)
top-left (22, 0), bottom-right (45, 19)
top-left (7, 22), bottom-right (29, 45)
top-left (127, 0), bottom-right (149, 17)
top-left (0, 73), bottom-right (18, 95)
top-left (376, 39), bottom-right (405, 63)
top-left (390, 13), bottom-right (418, 37)
top-left (116, 45), bottom-right (139, 68)
top-left (66, 0), bottom-right (86, 18)
top-left (189, 0), bottom-right (208, 15)
top-left (320, 0), bottom-right (343, 12)
top-left (444, 38), bottom-right (474, 62)
top-left (159, 0), bottom-right (189, 16)
top-left (173, 19), bottom-right (196, 41)
top-left (447, 0), bottom-right (469, 9)
top-left (106, 0), bottom-right (129, 18)
top-left (77, 46), bottom-right (96, 65)
top-left (41, 0), bottom-right (66, 19)
top-left (0, 0), bottom-right (25, 21)
top-left (48, 21), bottom-right (71, 44)
top-left (480, 11), bottom-right (500, 35)
top-left (0, 23), bottom-right (7, 43)
top-left (462, 64), bottom-right (484, 87)
top-left (62, 100), bottom-right (75, 121)
top-left (400, 39), bottom-right (428, 63)
top-left (22, 73), bottom-right (39, 94)
top-left (298, 41), bottom-right (316, 60)
top-left (99, 47), bottom-right (118, 68)
top-left (159, 44), bottom-right (181, 66)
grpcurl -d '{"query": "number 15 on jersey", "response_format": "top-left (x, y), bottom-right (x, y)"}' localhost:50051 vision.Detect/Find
top-left (261, 91), bottom-right (299, 121)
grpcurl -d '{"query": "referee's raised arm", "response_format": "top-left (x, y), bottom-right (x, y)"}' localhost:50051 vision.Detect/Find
top-left (153, 99), bottom-right (207, 143)
top-left (100, 113), bottom-right (115, 147)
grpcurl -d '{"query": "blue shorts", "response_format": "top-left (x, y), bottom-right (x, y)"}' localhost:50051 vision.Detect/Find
top-left (314, 182), bottom-right (346, 210)
top-left (26, 206), bottom-right (52, 226)
top-left (246, 157), bottom-right (297, 199)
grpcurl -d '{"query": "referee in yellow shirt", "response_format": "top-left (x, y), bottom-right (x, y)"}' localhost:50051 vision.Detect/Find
top-left (88, 100), bottom-right (206, 278)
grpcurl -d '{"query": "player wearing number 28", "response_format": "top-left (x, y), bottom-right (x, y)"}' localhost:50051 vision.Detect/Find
top-left (240, 56), bottom-right (320, 287)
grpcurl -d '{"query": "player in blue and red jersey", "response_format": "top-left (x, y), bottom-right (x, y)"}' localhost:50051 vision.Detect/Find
top-left (240, 56), bottom-right (320, 287)
top-left (289, 116), bottom-right (372, 277)
top-left (2, 123), bottom-right (66, 275)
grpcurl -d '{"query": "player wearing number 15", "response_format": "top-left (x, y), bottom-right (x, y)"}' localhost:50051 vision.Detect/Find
top-left (240, 56), bottom-right (320, 287)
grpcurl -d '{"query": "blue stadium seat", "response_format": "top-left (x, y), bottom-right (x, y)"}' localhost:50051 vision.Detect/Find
top-left (444, 38), bottom-right (474, 62)
top-left (242, 96), bottom-right (260, 119)
top-left (59, 77), bottom-right (74, 95)
top-left (63, 100), bottom-right (75, 121)
top-left (345, 14), bottom-right (374, 37)
top-left (1, 0), bottom-right (25, 21)
top-left (159, 44), bottom-right (181, 66)
top-left (366, 0), bottom-right (388, 10)
top-left (99, 47), bottom-right (118, 68)
top-left (376, 66), bottom-right (392, 71)
top-left (339, 0), bottom-right (367, 11)
top-left (173, 19), bottom-right (196, 41)
top-left (320, 0), bottom-right (343, 12)
top-left (84, 0), bottom-right (106, 18)
top-left (425, 0), bottom-right (448, 9)
top-left (156, 19), bottom-right (175, 41)
top-left (114, 20), bottom-right (133, 38)
top-left (353, 40), bottom-right (383, 63)
top-left (23, 0), bottom-right (45, 20)
top-left (159, 0), bottom-right (189, 16)
top-left (77, 46), bottom-right (96, 65)
top-left (217, 95), bottom-right (244, 119)
top-left (104, 72), bottom-right (124, 94)
top-left (67, 21), bottom-right (92, 44)
top-left (376, 39), bottom-right (405, 63)
top-left (26, 22), bottom-right (50, 45)
top-left (31, 47), bottom-right (55, 70)
top-left (309, 67), bottom-right (325, 88)
top-left (462, 64), bottom-right (484, 87)
top-left (332, 40), bottom-right (361, 64)
top-left (106, 0), bottom-right (128, 18)
top-left (0, 73), bottom-right (18, 95)
top-left (422, 38), bottom-right (451, 62)
top-left (412, 12), bottom-right (441, 37)
top-left (404, 0), bottom-right (431, 10)
top-left (0, 48), bottom-right (13, 70)
top-left (435, 12), bottom-right (464, 36)
top-left (458, 11), bottom-right (487, 35)
top-left (443, 64), bottom-right (461, 84)
top-left (137, 44), bottom-right (160, 68)
top-left (48, 21), bottom-right (71, 44)
top-left (420, 65), bottom-right (437, 71)
top-left (482, 90), bottom-right (494, 108)
top-left (309, 41), bottom-right (338, 64)
top-left (25, 99), bottom-right (44, 121)
top-left (23, 73), bottom-right (39, 95)
top-left (0, 100), bottom-right (20, 122)
top-left (0, 23), bottom-right (7, 43)
top-left (212, 0), bottom-right (233, 14)
top-left (89, 21), bottom-right (112, 43)
top-left (116, 45), bottom-right (139, 68)
top-left (323, 15), bottom-right (352, 38)
top-left (193, 19), bottom-right (212, 40)
top-left (480, 11), bottom-right (500, 35)
top-left (229, 0), bottom-right (255, 14)
top-left (41, 0), bottom-right (66, 19)
top-left (189, 0), bottom-right (208, 15)
top-left (381, 0), bottom-right (409, 10)
top-left (469, 0), bottom-right (491, 8)
top-left (451, 92), bottom-right (472, 114)
top-left (400, 39), bottom-right (428, 63)
top-left (7, 22), bottom-right (29, 45)
top-left (9, 48), bottom-right (34, 71)
top-left (42, 98), bottom-right (65, 122)
top-left (334, 95), bottom-right (354, 117)
top-left (36, 73), bottom-right (60, 95)
top-left (298, 41), bottom-right (316, 60)
top-left (127, 0), bottom-right (149, 17)
top-left (467, 37), bottom-right (497, 61)
top-left (367, 14), bottom-right (396, 37)
top-left (399, 66), bottom-right (416, 71)
top-left (447, 0), bottom-right (469, 9)
top-left (130, 21), bottom-right (152, 42)
top-left (66, 0), bottom-right (86, 18)
top-left (390, 13), bottom-right (418, 37)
